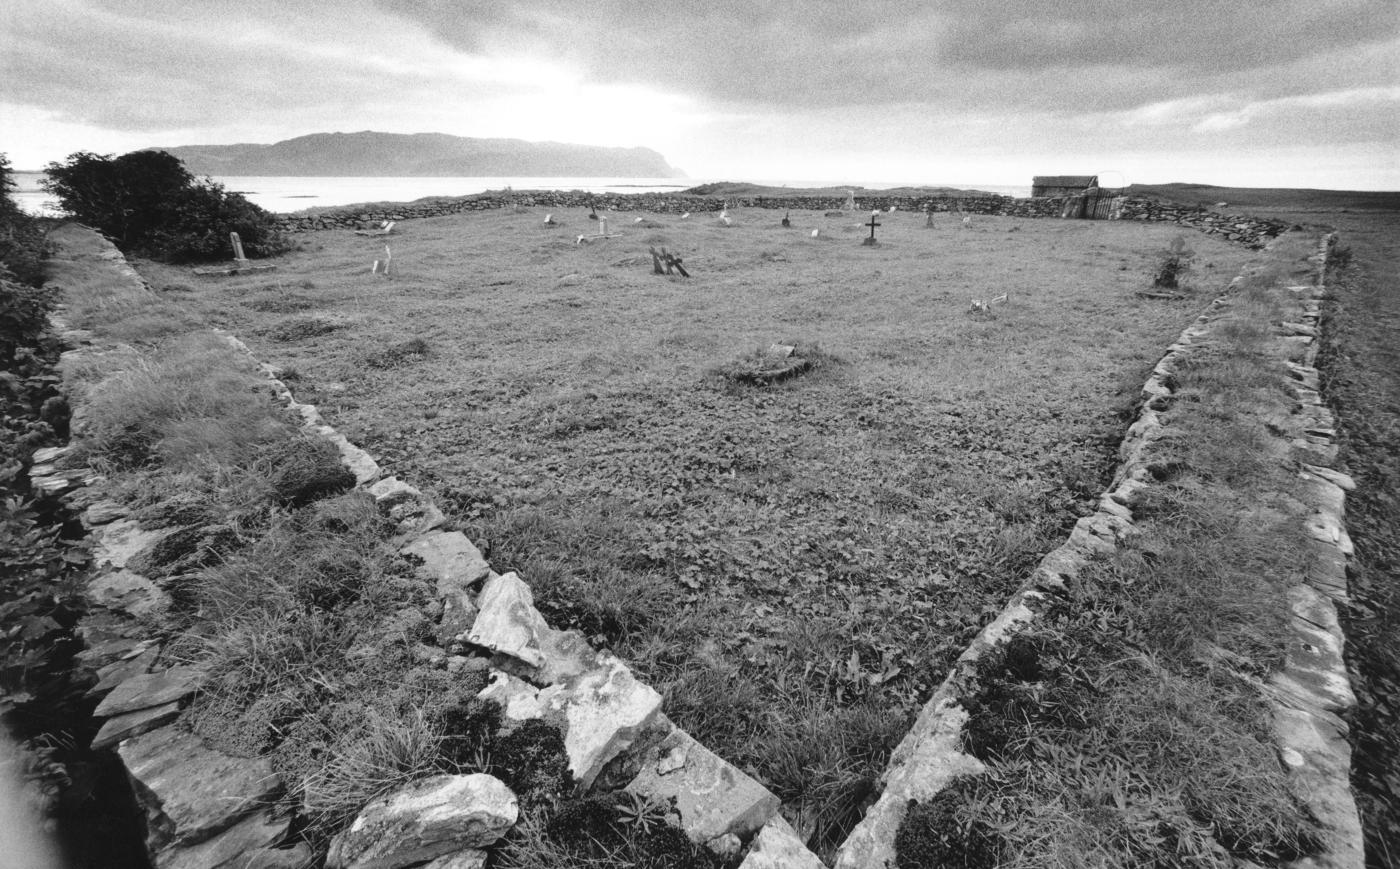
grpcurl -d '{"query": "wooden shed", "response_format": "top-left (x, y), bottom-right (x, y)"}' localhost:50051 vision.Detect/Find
top-left (1032, 175), bottom-right (1099, 197)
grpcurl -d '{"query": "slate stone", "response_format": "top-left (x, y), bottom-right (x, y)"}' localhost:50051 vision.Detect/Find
top-left (626, 725), bottom-right (780, 844)
top-left (89, 644), bottom-right (160, 696)
top-left (156, 810), bottom-right (290, 869)
top-left (94, 519), bottom-right (168, 570)
top-left (238, 842), bottom-right (316, 869)
top-left (87, 568), bottom-right (172, 618)
top-left (325, 774), bottom-right (517, 869)
top-left (436, 588), bottom-right (479, 647)
top-left (92, 701), bottom-right (180, 750)
top-left (119, 727), bottom-right (282, 848)
top-left (94, 665), bottom-right (206, 717)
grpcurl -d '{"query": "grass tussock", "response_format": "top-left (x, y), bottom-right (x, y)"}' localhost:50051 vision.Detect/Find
top-left (79, 331), bottom-right (293, 470)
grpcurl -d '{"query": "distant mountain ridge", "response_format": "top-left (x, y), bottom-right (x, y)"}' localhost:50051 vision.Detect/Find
top-left (147, 131), bottom-right (684, 178)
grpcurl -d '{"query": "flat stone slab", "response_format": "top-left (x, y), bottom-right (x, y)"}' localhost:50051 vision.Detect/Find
top-left (156, 809), bottom-right (290, 869)
top-left (92, 701), bottom-right (180, 750)
top-left (119, 727), bottom-right (282, 848)
top-left (626, 725), bottom-right (780, 844)
top-left (94, 519), bottom-right (167, 570)
top-left (422, 851), bottom-right (487, 869)
top-left (402, 531), bottom-right (491, 595)
top-left (89, 644), bottom-right (160, 696)
top-left (326, 774), bottom-right (517, 869)
top-left (477, 671), bottom-right (546, 724)
top-left (87, 568), bottom-right (172, 619)
top-left (94, 665), bottom-right (206, 717)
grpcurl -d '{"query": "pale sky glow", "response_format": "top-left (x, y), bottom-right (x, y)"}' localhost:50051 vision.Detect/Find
top-left (2, 0), bottom-right (1397, 189)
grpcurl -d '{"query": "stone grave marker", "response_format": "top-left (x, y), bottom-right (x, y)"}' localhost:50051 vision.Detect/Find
top-left (844, 190), bottom-right (857, 210)
top-left (193, 231), bottom-right (276, 276)
top-left (863, 211), bottom-right (881, 246)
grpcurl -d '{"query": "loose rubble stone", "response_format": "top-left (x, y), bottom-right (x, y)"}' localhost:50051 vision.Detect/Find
top-left (94, 665), bottom-right (205, 717)
top-left (626, 725), bottom-right (780, 843)
top-left (421, 851), bottom-right (487, 869)
top-left (402, 531), bottom-right (491, 593)
top-left (325, 774), bottom-right (518, 869)
top-left (119, 727), bottom-right (282, 848)
top-left (437, 588), bottom-right (480, 647)
top-left (87, 568), bottom-right (172, 619)
top-left (94, 519), bottom-right (168, 570)
top-left (539, 653), bottom-right (663, 790)
top-left (739, 816), bottom-right (825, 869)
top-left (477, 671), bottom-right (546, 724)
top-left (468, 572), bottom-right (549, 668)
top-left (368, 476), bottom-right (423, 506)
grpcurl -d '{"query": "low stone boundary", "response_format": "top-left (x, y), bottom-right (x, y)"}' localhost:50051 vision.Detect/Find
top-left (830, 230), bottom-right (1362, 868)
top-left (36, 224), bottom-right (825, 868)
top-left (273, 191), bottom-right (1287, 248)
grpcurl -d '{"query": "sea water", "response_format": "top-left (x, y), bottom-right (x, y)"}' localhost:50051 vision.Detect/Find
top-left (10, 172), bottom-right (1031, 216)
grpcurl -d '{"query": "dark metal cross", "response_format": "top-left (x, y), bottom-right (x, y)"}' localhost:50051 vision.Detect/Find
top-left (864, 211), bottom-right (881, 245)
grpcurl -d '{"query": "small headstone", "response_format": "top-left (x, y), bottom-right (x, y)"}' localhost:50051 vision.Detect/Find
top-left (635, 216), bottom-right (644, 223)
top-left (229, 232), bottom-right (247, 264)
top-left (925, 208), bottom-right (935, 228)
top-left (811, 229), bottom-right (820, 237)
top-left (887, 206), bottom-right (897, 213)
top-left (544, 214), bottom-right (556, 225)
top-left (681, 212), bottom-right (690, 219)
top-left (844, 190), bottom-right (856, 210)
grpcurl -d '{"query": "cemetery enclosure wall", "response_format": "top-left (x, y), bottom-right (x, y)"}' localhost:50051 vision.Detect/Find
top-left (274, 192), bottom-right (1288, 248)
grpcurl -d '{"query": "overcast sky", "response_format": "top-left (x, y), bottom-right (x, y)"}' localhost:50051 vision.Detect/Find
top-left (3, 0), bottom-right (1397, 188)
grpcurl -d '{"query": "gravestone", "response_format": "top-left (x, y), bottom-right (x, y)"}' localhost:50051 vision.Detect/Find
top-left (862, 211), bottom-right (881, 246)
top-left (925, 207), bottom-right (935, 228)
top-left (844, 190), bottom-right (857, 210)
top-left (781, 212), bottom-right (791, 228)
top-left (229, 232), bottom-right (247, 265)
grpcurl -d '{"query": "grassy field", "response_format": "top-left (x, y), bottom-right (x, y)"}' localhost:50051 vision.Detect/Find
top-left (132, 205), bottom-right (1253, 851)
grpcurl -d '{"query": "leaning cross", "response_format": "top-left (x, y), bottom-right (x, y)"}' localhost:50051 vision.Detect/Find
top-left (863, 211), bottom-right (881, 246)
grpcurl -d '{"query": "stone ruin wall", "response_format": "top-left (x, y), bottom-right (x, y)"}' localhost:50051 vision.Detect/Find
top-left (273, 191), bottom-right (1289, 249)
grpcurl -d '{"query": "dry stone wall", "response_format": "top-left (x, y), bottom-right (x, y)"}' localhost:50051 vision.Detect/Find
top-left (273, 190), bottom-right (1288, 248)
top-left (831, 230), bottom-right (1362, 868)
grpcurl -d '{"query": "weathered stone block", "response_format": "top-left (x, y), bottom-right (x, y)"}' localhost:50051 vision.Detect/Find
top-left (539, 653), bottom-right (663, 791)
top-left (325, 774), bottom-right (517, 869)
top-left (402, 531), bottom-right (491, 595)
top-left (467, 573), bottom-right (548, 668)
top-left (626, 726), bottom-right (780, 844)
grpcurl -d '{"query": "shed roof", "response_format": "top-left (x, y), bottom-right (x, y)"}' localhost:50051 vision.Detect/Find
top-left (1033, 175), bottom-right (1099, 188)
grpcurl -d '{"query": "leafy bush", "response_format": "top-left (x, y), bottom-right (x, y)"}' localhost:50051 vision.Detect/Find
top-left (0, 154), bottom-right (48, 286)
top-left (42, 150), bottom-right (288, 263)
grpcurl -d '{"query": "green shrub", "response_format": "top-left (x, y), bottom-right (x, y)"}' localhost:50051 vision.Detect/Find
top-left (42, 150), bottom-right (288, 263)
top-left (0, 154), bottom-right (48, 287)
